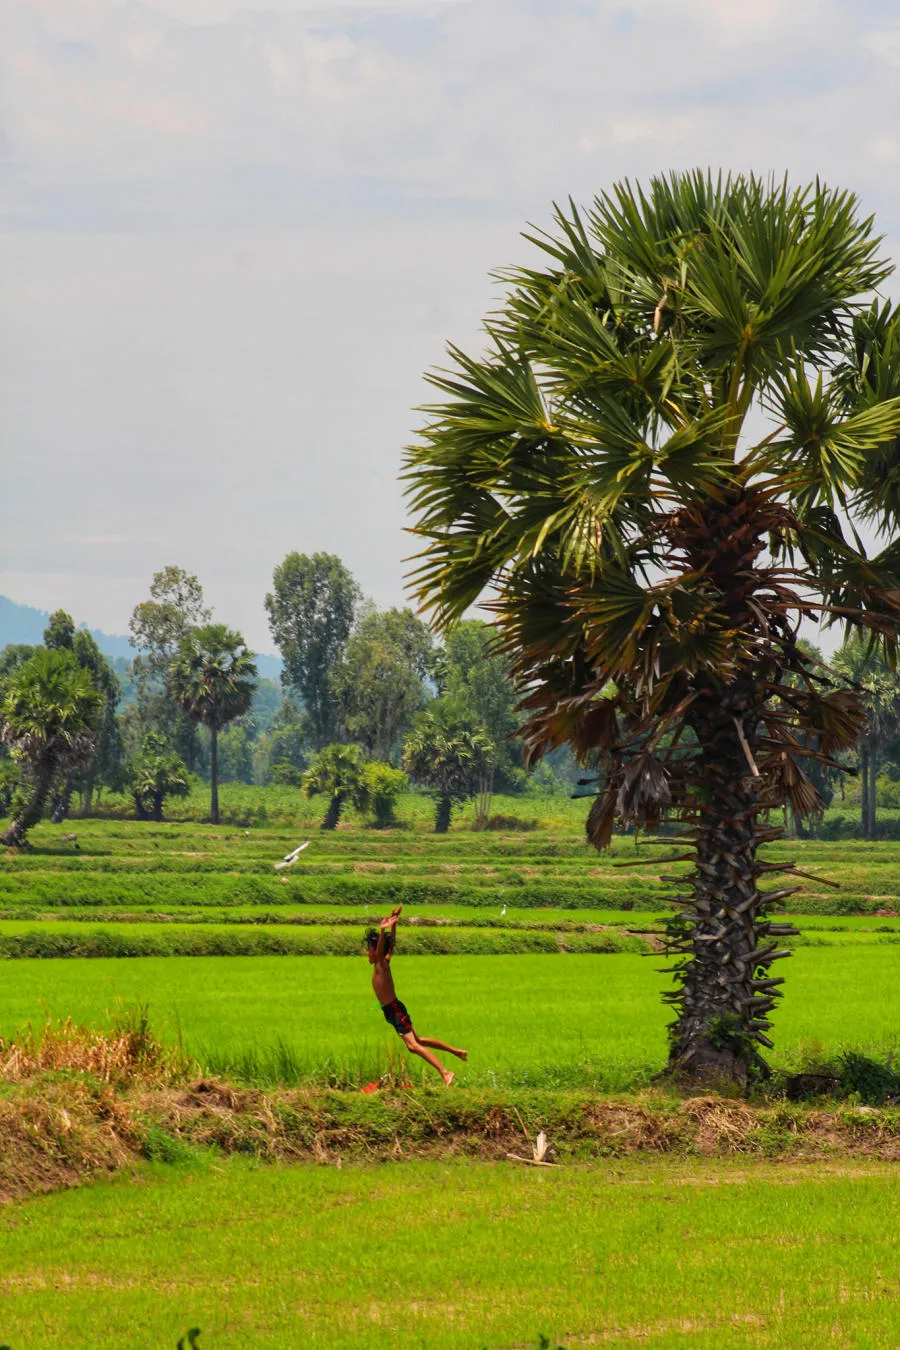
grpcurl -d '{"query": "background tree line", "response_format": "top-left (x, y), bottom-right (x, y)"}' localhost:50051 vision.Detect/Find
top-left (0, 553), bottom-right (572, 844)
top-left (4, 551), bottom-right (899, 845)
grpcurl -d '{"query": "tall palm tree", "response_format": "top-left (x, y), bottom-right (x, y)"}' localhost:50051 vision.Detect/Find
top-left (0, 649), bottom-right (103, 847)
top-left (405, 172), bottom-right (900, 1082)
top-left (169, 625), bottom-right (257, 825)
top-left (402, 709), bottom-right (495, 832)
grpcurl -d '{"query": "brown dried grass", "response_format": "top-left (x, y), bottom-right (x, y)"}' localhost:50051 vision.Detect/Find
top-left (0, 1014), bottom-right (189, 1086)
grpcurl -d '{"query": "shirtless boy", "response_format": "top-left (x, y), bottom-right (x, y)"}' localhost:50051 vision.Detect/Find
top-left (367, 905), bottom-right (467, 1087)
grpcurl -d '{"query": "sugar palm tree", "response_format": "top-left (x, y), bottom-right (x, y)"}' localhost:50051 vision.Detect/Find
top-left (405, 172), bottom-right (900, 1082)
top-left (302, 743), bottom-right (369, 829)
top-left (0, 649), bottom-right (103, 847)
top-left (402, 709), bottom-right (495, 832)
top-left (169, 625), bottom-right (257, 825)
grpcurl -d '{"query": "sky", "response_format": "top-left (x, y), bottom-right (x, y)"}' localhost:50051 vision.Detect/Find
top-left (3, 0), bottom-right (900, 653)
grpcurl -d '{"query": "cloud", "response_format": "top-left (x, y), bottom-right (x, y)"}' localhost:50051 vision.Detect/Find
top-left (2, 0), bottom-right (900, 641)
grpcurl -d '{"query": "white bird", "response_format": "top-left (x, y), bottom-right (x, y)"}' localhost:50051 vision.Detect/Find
top-left (500, 904), bottom-right (507, 916)
top-left (274, 841), bottom-right (310, 870)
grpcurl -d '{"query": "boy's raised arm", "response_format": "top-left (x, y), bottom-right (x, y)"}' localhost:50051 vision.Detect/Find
top-left (375, 905), bottom-right (402, 959)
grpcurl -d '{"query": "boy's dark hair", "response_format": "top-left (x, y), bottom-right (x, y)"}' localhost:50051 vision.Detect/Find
top-left (365, 927), bottom-right (395, 954)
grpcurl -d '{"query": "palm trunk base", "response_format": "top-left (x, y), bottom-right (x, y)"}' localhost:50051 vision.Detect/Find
top-left (667, 1042), bottom-right (750, 1087)
top-left (659, 688), bottom-right (797, 1086)
top-left (434, 795), bottom-right (452, 833)
top-left (322, 794), bottom-right (344, 830)
top-left (1, 816), bottom-right (31, 849)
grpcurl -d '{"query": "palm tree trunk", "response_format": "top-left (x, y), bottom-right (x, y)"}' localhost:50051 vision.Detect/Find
top-left (322, 792), bottom-right (344, 830)
top-left (210, 725), bottom-right (219, 826)
top-left (434, 795), bottom-right (452, 833)
top-left (860, 742), bottom-right (870, 840)
top-left (666, 688), bottom-right (797, 1082)
top-left (0, 769), bottom-right (54, 848)
top-left (867, 741), bottom-right (877, 841)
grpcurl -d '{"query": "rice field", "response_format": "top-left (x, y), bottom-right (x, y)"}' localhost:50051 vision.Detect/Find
top-left (2, 809), bottom-right (900, 1088)
top-left (3, 802), bottom-right (900, 1348)
top-left (3, 947), bottom-right (899, 1090)
top-left (2, 1154), bottom-right (899, 1349)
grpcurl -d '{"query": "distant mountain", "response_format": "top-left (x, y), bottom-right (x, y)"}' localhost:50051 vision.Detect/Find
top-left (0, 595), bottom-right (282, 681)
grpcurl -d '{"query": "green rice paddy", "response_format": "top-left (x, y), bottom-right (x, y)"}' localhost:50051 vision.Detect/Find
top-left (2, 1155), bottom-right (898, 1349)
top-left (3, 801), bottom-right (900, 1348)
top-left (3, 948), bottom-right (898, 1090)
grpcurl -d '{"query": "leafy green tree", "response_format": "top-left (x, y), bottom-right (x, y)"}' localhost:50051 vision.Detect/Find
top-left (127, 733), bottom-right (191, 822)
top-left (217, 723), bottom-right (255, 784)
top-left (129, 567), bottom-right (211, 766)
top-left (363, 762), bottom-right (408, 827)
top-left (265, 553), bottom-right (360, 748)
top-left (832, 636), bottom-right (900, 839)
top-left (0, 649), bottom-right (102, 846)
top-left (303, 743), bottom-right (369, 829)
top-left (335, 607), bottom-right (433, 762)
top-left (0, 646), bottom-right (35, 784)
top-left (43, 609), bottom-right (76, 651)
top-left (169, 625), bottom-right (257, 825)
top-left (436, 620), bottom-right (523, 789)
top-left (0, 760), bottom-right (20, 814)
top-left (0, 644), bottom-right (36, 682)
top-left (405, 172), bottom-right (900, 1081)
top-left (252, 700), bottom-right (309, 786)
top-left (402, 709), bottom-right (495, 832)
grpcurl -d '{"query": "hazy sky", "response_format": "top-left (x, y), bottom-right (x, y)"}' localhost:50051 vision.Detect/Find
top-left (3, 0), bottom-right (900, 652)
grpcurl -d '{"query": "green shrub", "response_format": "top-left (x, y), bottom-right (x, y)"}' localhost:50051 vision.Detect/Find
top-left (364, 763), bottom-right (408, 828)
top-left (840, 1052), bottom-right (899, 1105)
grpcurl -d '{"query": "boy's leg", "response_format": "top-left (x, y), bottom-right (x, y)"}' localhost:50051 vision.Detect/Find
top-left (401, 1032), bottom-right (455, 1086)
top-left (416, 1034), bottom-right (467, 1061)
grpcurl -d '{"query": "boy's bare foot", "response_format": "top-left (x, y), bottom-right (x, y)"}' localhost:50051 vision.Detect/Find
top-left (443, 1071), bottom-right (455, 1087)
top-left (453, 1048), bottom-right (468, 1061)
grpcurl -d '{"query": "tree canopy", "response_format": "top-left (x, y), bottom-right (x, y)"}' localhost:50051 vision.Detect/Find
top-left (0, 649), bottom-right (103, 846)
top-left (335, 606), bottom-right (433, 762)
top-left (403, 707), bottom-right (495, 833)
top-left (265, 552), bottom-right (360, 748)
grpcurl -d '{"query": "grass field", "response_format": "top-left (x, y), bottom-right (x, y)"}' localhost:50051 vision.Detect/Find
top-left (2, 812), bottom-right (900, 1088)
top-left (2, 1154), bottom-right (899, 1349)
top-left (3, 948), bottom-right (898, 1089)
top-left (3, 804), bottom-right (900, 1347)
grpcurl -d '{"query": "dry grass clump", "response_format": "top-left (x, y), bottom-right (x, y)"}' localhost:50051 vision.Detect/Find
top-left (0, 1010), bottom-right (189, 1086)
top-left (0, 1082), bottom-right (139, 1203)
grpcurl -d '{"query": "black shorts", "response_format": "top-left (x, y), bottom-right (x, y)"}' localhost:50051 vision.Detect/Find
top-left (381, 998), bottom-right (414, 1037)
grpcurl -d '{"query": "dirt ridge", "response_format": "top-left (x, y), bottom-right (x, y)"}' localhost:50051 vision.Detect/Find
top-left (3, 1076), bottom-right (899, 1205)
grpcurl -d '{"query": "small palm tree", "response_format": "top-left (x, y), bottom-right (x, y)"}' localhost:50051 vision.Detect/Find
top-left (405, 172), bottom-right (900, 1081)
top-left (303, 743), bottom-right (369, 829)
top-left (169, 625), bottom-right (257, 825)
top-left (0, 649), bottom-right (103, 847)
top-left (402, 709), bottom-right (495, 832)
top-left (127, 732), bottom-right (191, 822)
